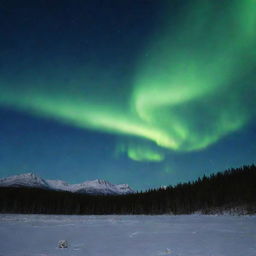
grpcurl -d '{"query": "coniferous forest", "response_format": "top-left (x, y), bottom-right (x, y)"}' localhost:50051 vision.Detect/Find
top-left (0, 165), bottom-right (256, 215)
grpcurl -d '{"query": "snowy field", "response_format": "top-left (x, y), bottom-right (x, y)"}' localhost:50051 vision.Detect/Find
top-left (0, 214), bottom-right (256, 256)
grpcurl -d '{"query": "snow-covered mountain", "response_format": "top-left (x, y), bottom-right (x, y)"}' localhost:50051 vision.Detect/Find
top-left (0, 173), bottom-right (49, 189)
top-left (0, 173), bottom-right (134, 195)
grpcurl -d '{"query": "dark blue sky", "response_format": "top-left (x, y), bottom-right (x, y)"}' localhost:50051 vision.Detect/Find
top-left (0, 0), bottom-right (255, 190)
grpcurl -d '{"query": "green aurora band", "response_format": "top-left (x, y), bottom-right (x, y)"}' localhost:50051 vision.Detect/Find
top-left (0, 0), bottom-right (256, 162)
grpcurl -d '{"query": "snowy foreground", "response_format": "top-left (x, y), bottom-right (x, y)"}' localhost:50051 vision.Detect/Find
top-left (0, 214), bottom-right (256, 256)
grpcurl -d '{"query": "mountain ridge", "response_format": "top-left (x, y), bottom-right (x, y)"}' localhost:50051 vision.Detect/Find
top-left (0, 173), bottom-right (134, 195)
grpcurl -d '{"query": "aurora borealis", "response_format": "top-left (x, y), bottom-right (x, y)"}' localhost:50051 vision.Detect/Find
top-left (0, 0), bottom-right (255, 189)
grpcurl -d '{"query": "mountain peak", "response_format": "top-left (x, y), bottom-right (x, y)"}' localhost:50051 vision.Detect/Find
top-left (0, 172), bottom-right (49, 188)
top-left (0, 173), bottom-right (134, 195)
top-left (88, 179), bottom-right (112, 185)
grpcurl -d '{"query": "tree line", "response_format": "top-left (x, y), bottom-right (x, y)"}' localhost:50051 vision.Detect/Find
top-left (0, 164), bottom-right (255, 215)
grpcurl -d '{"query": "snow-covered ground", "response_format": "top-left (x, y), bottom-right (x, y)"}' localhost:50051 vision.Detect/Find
top-left (0, 214), bottom-right (255, 256)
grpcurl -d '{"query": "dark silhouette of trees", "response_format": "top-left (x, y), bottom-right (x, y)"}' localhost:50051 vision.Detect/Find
top-left (0, 164), bottom-right (255, 215)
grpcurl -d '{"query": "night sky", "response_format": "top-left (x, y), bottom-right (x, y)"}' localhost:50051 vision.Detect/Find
top-left (0, 0), bottom-right (255, 190)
